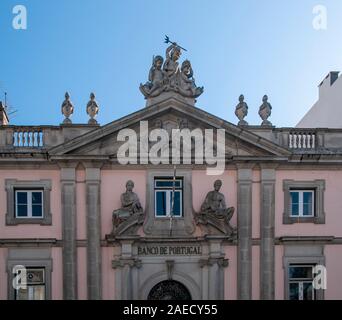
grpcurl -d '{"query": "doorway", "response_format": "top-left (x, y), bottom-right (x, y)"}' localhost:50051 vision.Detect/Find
top-left (147, 280), bottom-right (192, 300)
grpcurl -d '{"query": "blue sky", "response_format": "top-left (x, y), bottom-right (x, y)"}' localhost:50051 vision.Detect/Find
top-left (0, 0), bottom-right (341, 127)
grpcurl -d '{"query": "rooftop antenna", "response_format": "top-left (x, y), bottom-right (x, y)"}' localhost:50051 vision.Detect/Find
top-left (2, 91), bottom-right (18, 118)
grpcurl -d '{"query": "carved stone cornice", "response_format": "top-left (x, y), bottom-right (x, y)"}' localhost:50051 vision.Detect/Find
top-left (112, 258), bottom-right (142, 269)
top-left (56, 160), bottom-right (79, 169)
top-left (235, 163), bottom-right (257, 170)
top-left (258, 163), bottom-right (279, 170)
top-left (199, 257), bottom-right (229, 268)
top-left (82, 160), bottom-right (105, 169)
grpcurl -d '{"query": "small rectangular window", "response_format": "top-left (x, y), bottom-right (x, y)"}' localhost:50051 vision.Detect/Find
top-left (288, 264), bottom-right (315, 300)
top-left (289, 190), bottom-right (314, 217)
top-left (15, 268), bottom-right (46, 300)
top-left (154, 178), bottom-right (183, 217)
top-left (15, 190), bottom-right (43, 218)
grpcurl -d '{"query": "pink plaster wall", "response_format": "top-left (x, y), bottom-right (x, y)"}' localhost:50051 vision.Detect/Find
top-left (2, 167), bottom-right (342, 300)
top-left (0, 248), bottom-right (8, 299)
top-left (276, 171), bottom-right (342, 237)
top-left (102, 247), bottom-right (115, 300)
top-left (0, 170), bottom-right (62, 239)
top-left (77, 247), bottom-right (87, 299)
top-left (51, 247), bottom-right (63, 299)
top-left (324, 245), bottom-right (342, 299)
top-left (274, 245), bottom-right (284, 300)
top-left (224, 246), bottom-right (237, 300)
top-left (100, 170), bottom-right (146, 238)
top-left (252, 245), bottom-right (260, 300)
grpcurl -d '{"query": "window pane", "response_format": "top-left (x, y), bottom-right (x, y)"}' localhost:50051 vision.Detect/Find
top-left (156, 191), bottom-right (167, 216)
top-left (303, 192), bottom-right (313, 216)
top-left (32, 192), bottom-right (42, 204)
top-left (17, 192), bottom-right (27, 204)
top-left (32, 286), bottom-right (45, 300)
top-left (17, 204), bottom-right (28, 217)
top-left (290, 192), bottom-right (299, 216)
top-left (303, 203), bottom-right (313, 216)
top-left (289, 266), bottom-right (313, 279)
top-left (170, 191), bottom-right (182, 216)
top-left (32, 205), bottom-right (43, 217)
top-left (291, 203), bottom-right (299, 216)
top-left (16, 286), bottom-right (45, 300)
top-left (289, 283), bottom-right (299, 300)
top-left (303, 282), bottom-right (314, 300)
top-left (303, 192), bottom-right (313, 203)
top-left (155, 180), bottom-right (181, 188)
top-left (16, 288), bottom-right (29, 300)
top-left (290, 192), bottom-right (299, 204)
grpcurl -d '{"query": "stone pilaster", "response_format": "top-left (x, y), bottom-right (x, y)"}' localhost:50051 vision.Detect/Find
top-left (237, 166), bottom-right (253, 300)
top-left (199, 240), bottom-right (228, 300)
top-left (112, 258), bottom-right (141, 300)
top-left (260, 166), bottom-right (276, 300)
top-left (60, 165), bottom-right (78, 300)
top-left (84, 164), bottom-right (102, 300)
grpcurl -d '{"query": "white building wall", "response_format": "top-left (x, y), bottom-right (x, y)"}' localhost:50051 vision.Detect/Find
top-left (297, 72), bottom-right (342, 128)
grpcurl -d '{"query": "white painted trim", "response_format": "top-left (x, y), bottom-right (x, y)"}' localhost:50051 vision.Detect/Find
top-left (15, 190), bottom-right (44, 218)
top-left (289, 190), bottom-right (314, 217)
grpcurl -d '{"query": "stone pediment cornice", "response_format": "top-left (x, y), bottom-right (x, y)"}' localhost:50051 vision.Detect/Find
top-left (48, 96), bottom-right (291, 158)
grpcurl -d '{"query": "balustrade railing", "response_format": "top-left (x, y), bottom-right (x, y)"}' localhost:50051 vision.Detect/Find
top-left (288, 131), bottom-right (316, 149)
top-left (12, 127), bottom-right (44, 147)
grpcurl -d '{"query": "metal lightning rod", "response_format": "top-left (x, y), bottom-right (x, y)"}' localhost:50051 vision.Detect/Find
top-left (169, 165), bottom-right (177, 237)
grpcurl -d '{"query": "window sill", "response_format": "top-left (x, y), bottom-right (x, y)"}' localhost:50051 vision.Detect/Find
top-left (283, 216), bottom-right (325, 224)
top-left (6, 214), bottom-right (52, 226)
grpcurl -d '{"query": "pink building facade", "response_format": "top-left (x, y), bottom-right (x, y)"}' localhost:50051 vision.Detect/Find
top-left (1, 53), bottom-right (342, 300)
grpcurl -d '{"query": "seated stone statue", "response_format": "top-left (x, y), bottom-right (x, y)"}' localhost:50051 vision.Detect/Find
top-left (112, 180), bottom-right (143, 234)
top-left (140, 55), bottom-right (166, 98)
top-left (177, 60), bottom-right (204, 98)
top-left (197, 180), bottom-right (235, 235)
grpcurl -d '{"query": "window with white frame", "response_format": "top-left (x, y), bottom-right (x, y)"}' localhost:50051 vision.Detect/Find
top-left (154, 178), bottom-right (183, 217)
top-left (288, 264), bottom-right (315, 300)
top-left (15, 190), bottom-right (44, 218)
top-left (15, 267), bottom-right (46, 300)
top-left (289, 190), bottom-right (314, 217)
top-left (283, 180), bottom-right (325, 224)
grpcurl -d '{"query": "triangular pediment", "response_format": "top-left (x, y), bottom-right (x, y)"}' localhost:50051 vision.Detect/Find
top-left (49, 97), bottom-right (290, 160)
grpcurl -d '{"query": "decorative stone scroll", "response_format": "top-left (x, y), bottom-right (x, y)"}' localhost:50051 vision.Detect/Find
top-left (194, 180), bottom-right (236, 236)
top-left (110, 180), bottom-right (145, 237)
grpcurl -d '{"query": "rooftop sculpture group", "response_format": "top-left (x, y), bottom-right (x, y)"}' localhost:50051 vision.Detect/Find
top-left (140, 36), bottom-right (204, 104)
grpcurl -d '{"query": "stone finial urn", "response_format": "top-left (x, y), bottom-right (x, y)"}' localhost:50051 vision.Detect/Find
top-left (61, 92), bottom-right (74, 124)
top-left (258, 95), bottom-right (272, 126)
top-left (235, 94), bottom-right (248, 126)
top-left (86, 92), bottom-right (99, 125)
